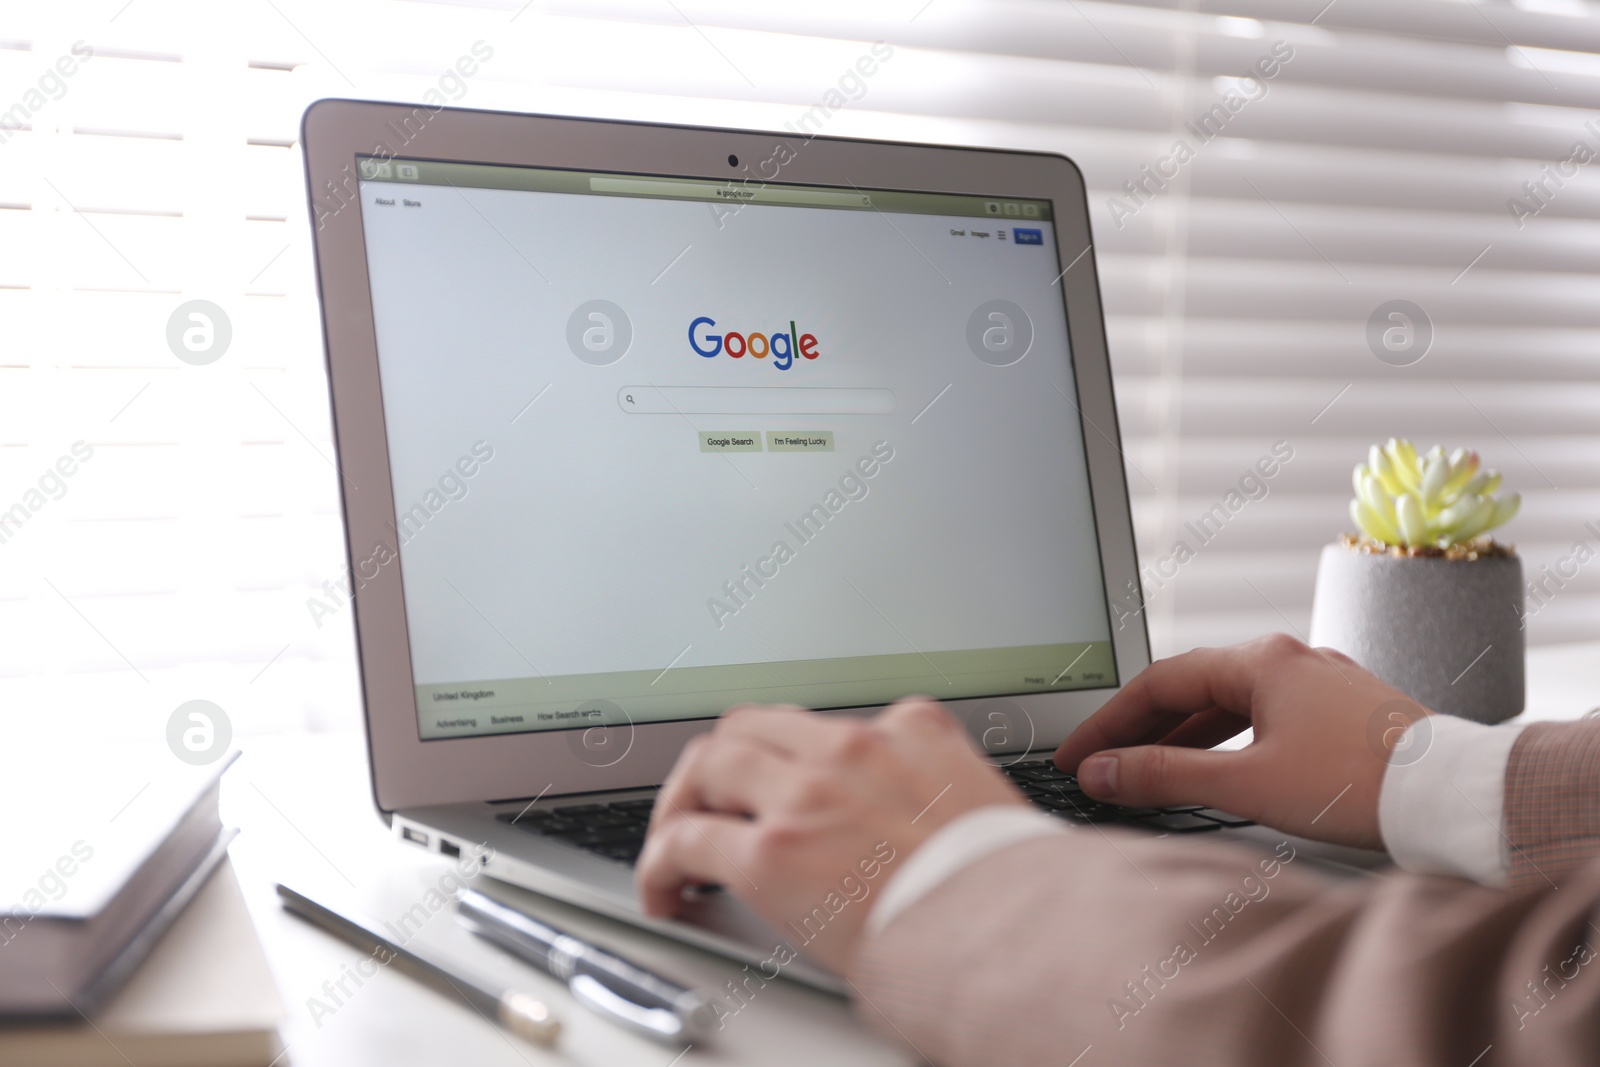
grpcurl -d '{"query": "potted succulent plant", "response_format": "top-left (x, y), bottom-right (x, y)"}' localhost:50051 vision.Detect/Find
top-left (1308, 439), bottom-right (1524, 723)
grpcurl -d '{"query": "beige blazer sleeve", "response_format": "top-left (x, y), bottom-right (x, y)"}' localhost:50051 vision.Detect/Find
top-left (850, 724), bottom-right (1600, 1067)
top-left (1505, 721), bottom-right (1600, 889)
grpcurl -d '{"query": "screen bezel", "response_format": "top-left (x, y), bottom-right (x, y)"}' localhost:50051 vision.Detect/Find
top-left (301, 99), bottom-right (1149, 813)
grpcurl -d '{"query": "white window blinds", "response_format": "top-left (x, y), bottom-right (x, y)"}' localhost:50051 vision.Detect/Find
top-left (2, 0), bottom-right (1594, 734)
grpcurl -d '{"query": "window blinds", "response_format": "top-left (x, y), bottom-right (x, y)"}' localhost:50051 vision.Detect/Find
top-left (1, 0), bottom-right (1593, 733)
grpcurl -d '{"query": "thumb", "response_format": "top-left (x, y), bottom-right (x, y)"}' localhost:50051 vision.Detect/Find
top-left (1077, 745), bottom-right (1244, 811)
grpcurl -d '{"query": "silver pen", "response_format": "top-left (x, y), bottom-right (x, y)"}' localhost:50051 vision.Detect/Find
top-left (457, 888), bottom-right (714, 1045)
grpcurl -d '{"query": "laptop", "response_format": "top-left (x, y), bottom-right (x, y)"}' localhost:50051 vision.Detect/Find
top-left (301, 100), bottom-right (1371, 992)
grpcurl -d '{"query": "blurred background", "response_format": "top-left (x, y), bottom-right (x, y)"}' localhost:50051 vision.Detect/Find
top-left (2, 0), bottom-right (1596, 741)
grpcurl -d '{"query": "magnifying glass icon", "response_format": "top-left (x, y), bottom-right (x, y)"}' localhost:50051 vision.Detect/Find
top-left (625, 394), bottom-right (635, 404)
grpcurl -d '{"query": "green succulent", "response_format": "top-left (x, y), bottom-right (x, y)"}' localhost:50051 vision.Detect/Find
top-left (1350, 439), bottom-right (1520, 549)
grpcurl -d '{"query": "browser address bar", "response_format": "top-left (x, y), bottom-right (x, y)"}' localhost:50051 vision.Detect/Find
top-left (618, 387), bottom-right (896, 415)
top-left (590, 176), bottom-right (871, 209)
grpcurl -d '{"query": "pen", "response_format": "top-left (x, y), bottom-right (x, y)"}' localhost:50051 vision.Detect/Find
top-left (457, 887), bottom-right (715, 1045)
top-left (276, 883), bottom-right (561, 1047)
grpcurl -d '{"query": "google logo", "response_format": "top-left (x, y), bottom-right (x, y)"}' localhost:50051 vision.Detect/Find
top-left (688, 316), bottom-right (820, 372)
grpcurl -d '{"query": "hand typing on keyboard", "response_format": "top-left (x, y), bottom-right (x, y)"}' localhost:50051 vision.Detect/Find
top-left (636, 698), bottom-right (1025, 972)
top-left (1053, 633), bottom-right (1431, 851)
top-left (628, 634), bottom-right (1423, 972)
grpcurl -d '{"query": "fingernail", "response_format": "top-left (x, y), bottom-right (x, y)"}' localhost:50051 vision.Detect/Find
top-left (1080, 756), bottom-right (1118, 796)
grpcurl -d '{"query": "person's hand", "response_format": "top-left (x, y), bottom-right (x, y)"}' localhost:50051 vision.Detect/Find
top-left (1053, 634), bottom-right (1430, 851)
top-left (637, 698), bottom-right (1026, 972)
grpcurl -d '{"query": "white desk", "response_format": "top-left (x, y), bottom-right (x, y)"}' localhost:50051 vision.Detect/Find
top-left (222, 642), bottom-right (1599, 1066)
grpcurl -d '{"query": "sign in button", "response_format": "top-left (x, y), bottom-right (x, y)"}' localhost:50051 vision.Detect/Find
top-left (699, 431), bottom-right (762, 453)
top-left (766, 431), bottom-right (836, 452)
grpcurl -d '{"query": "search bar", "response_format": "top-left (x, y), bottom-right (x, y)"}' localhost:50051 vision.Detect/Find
top-left (618, 387), bottom-right (896, 415)
top-left (589, 176), bottom-right (871, 209)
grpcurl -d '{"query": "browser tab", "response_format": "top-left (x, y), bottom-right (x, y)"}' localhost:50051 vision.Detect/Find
top-left (362, 157), bottom-right (1050, 221)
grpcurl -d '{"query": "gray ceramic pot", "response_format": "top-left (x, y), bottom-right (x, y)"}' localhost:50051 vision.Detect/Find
top-left (1308, 543), bottom-right (1524, 723)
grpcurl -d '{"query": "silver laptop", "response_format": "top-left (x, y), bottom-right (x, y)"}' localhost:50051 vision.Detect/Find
top-left (301, 100), bottom-right (1371, 992)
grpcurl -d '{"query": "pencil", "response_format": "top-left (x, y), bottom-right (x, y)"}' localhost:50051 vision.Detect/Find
top-left (277, 883), bottom-right (561, 1046)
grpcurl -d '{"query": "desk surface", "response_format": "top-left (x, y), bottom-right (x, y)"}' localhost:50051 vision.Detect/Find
top-left (223, 642), bottom-right (1599, 1067)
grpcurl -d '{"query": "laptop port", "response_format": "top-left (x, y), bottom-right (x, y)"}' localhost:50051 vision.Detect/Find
top-left (401, 826), bottom-right (428, 847)
top-left (439, 839), bottom-right (462, 858)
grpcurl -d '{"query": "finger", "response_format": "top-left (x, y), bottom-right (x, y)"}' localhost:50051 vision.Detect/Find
top-left (875, 697), bottom-right (1002, 772)
top-left (1076, 743), bottom-right (1254, 815)
top-left (1156, 707), bottom-right (1251, 751)
top-left (652, 733), bottom-right (710, 828)
top-left (637, 811), bottom-right (758, 917)
top-left (1053, 645), bottom-right (1260, 770)
top-left (875, 697), bottom-right (964, 746)
top-left (682, 737), bottom-right (794, 817)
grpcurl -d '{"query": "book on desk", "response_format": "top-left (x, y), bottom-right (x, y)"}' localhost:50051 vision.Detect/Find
top-left (0, 748), bottom-right (284, 1066)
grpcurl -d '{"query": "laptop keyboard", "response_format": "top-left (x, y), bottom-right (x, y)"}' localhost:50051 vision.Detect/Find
top-left (496, 760), bottom-right (1252, 866)
top-left (498, 798), bottom-right (657, 866)
top-left (1001, 759), bottom-right (1253, 833)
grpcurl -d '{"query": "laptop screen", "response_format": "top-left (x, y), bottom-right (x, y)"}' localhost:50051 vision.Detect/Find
top-left (354, 156), bottom-right (1118, 742)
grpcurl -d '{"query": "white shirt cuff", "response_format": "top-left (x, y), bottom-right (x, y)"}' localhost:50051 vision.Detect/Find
top-left (866, 805), bottom-right (1064, 937)
top-left (1378, 714), bottom-right (1525, 888)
